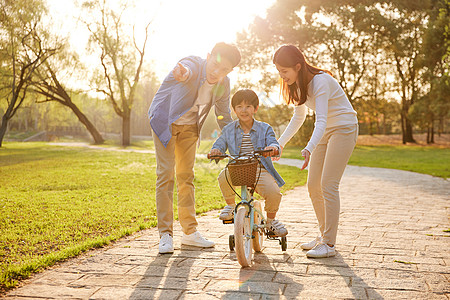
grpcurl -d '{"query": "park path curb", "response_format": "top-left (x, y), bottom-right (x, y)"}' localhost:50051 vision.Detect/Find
top-left (3, 148), bottom-right (450, 299)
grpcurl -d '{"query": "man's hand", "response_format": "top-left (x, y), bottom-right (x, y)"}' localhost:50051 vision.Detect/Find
top-left (263, 146), bottom-right (278, 157)
top-left (301, 149), bottom-right (310, 170)
top-left (173, 62), bottom-right (189, 82)
top-left (271, 145), bottom-right (283, 161)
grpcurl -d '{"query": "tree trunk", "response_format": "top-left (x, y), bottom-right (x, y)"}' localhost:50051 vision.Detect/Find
top-left (67, 102), bottom-right (104, 145)
top-left (401, 102), bottom-right (416, 144)
top-left (0, 116), bottom-right (8, 147)
top-left (122, 112), bottom-right (131, 147)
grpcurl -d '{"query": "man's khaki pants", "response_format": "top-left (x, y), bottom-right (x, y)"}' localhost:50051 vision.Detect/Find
top-left (307, 124), bottom-right (358, 245)
top-left (153, 124), bottom-right (199, 237)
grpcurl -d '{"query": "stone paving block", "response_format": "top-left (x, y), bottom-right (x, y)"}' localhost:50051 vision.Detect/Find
top-left (24, 270), bottom-right (83, 286)
top-left (366, 288), bottom-right (448, 300)
top-left (136, 276), bottom-right (210, 290)
top-left (206, 279), bottom-right (286, 295)
top-left (90, 286), bottom-right (182, 300)
top-left (200, 267), bottom-right (276, 282)
top-left (7, 284), bottom-right (98, 298)
top-left (180, 290), bottom-right (264, 299)
top-left (126, 264), bottom-right (205, 278)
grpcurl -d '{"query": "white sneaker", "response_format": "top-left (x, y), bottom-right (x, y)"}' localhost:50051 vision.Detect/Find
top-left (300, 236), bottom-right (322, 250)
top-left (266, 219), bottom-right (288, 237)
top-left (181, 231), bottom-right (215, 248)
top-left (219, 205), bottom-right (235, 220)
top-left (159, 233), bottom-right (174, 254)
top-left (306, 242), bottom-right (336, 258)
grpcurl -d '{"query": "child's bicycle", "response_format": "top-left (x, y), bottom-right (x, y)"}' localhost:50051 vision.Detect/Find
top-left (208, 149), bottom-right (287, 267)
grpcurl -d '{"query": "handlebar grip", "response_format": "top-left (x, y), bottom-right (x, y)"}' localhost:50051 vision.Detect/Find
top-left (207, 154), bottom-right (228, 159)
top-left (255, 149), bottom-right (279, 156)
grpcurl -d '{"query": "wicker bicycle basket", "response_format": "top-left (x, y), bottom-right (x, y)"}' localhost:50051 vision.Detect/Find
top-left (227, 157), bottom-right (258, 186)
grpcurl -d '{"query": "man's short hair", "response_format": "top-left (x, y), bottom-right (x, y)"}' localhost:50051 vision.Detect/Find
top-left (231, 89), bottom-right (259, 109)
top-left (211, 42), bottom-right (241, 68)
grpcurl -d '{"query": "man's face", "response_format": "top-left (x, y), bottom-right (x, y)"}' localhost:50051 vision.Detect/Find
top-left (205, 53), bottom-right (234, 84)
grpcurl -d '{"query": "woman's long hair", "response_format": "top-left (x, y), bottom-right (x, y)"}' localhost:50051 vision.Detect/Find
top-left (273, 45), bottom-right (332, 105)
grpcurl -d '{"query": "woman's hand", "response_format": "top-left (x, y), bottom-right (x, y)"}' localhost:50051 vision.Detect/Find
top-left (301, 149), bottom-right (310, 170)
top-left (271, 145), bottom-right (283, 161)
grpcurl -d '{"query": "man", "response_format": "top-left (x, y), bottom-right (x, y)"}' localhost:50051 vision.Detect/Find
top-left (148, 42), bottom-right (241, 254)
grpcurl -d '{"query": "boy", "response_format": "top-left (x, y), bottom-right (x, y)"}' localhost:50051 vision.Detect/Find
top-left (209, 89), bottom-right (288, 237)
top-left (148, 42), bottom-right (241, 254)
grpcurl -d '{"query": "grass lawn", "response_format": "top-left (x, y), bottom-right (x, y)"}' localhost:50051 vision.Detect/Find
top-left (281, 144), bottom-right (450, 178)
top-left (0, 142), bottom-right (306, 291)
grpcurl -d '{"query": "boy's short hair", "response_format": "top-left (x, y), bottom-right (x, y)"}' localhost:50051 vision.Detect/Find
top-left (231, 89), bottom-right (259, 109)
top-left (211, 42), bottom-right (241, 68)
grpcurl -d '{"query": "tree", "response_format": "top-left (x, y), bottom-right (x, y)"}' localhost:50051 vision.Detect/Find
top-left (0, 0), bottom-right (57, 147)
top-left (32, 45), bottom-right (105, 144)
top-left (81, 0), bottom-right (152, 146)
top-left (410, 0), bottom-right (450, 143)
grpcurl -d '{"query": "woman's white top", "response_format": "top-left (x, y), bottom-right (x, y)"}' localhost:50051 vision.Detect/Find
top-left (278, 72), bottom-right (357, 153)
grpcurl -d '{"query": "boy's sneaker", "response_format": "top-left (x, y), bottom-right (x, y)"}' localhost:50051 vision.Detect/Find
top-left (159, 233), bottom-right (174, 254)
top-left (181, 231), bottom-right (215, 248)
top-left (266, 219), bottom-right (288, 237)
top-left (306, 242), bottom-right (336, 258)
top-left (219, 205), bottom-right (235, 220)
top-left (300, 236), bottom-right (322, 250)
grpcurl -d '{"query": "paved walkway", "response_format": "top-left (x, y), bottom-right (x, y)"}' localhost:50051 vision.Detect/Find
top-left (3, 158), bottom-right (450, 299)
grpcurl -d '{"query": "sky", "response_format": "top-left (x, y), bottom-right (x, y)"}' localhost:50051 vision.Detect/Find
top-left (47, 0), bottom-right (277, 83)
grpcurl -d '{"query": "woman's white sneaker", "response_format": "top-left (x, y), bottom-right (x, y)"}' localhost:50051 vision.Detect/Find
top-left (300, 236), bottom-right (322, 250)
top-left (306, 243), bottom-right (336, 258)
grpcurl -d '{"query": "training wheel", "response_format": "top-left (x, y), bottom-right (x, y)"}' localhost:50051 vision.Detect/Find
top-left (229, 234), bottom-right (235, 251)
top-left (281, 236), bottom-right (287, 251)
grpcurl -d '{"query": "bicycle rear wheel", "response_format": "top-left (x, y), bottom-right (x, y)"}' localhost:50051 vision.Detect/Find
top-left (234, 206), bottom-right (252, 267)
top-left (252, 200), bottom-right (264, 252)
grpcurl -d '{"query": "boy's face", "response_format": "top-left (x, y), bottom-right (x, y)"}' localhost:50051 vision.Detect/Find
top-left (233, 101), bottom-right (258, 124)
top-left (205, 53), bottom-right (234, 84)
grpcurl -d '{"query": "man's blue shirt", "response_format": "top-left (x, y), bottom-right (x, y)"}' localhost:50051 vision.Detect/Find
top-left (212, 119), bottom-right (285, 187)
top-left (148, 56), bottom-right (233, 147)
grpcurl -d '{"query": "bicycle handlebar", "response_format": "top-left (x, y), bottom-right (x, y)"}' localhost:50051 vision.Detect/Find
top-left (207, 148), bottom-right (279, 160)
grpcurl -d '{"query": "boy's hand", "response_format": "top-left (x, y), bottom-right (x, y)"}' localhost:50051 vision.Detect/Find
top-left (209, 148), bottom-right (223, 156)
top-left (301, 149), bottom-right (310, 170)
top-left (263, 146), bottom-right (278, 157)
top-left (271, 146), bottom-right (283, 161)
top-left (173, 62), bottom-right (189, 82)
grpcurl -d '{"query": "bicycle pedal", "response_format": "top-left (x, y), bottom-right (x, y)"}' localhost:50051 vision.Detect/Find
top-left (222, 219), bottom-right (234, 224)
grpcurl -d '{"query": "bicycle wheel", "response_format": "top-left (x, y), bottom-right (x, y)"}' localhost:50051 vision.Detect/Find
top-left (252, 200), bottom-right (264, 252)
top-left (234, 206), bottom-right (252, 267)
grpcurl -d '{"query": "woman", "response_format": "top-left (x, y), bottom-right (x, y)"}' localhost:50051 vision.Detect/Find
top-left (273, 45), bottom-right (358, 258)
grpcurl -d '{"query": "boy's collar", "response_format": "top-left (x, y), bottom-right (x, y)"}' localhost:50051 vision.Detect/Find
top-left (235, 119), bottom-right (258, 132)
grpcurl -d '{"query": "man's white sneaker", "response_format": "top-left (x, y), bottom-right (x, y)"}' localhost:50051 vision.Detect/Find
top-left (306, 242), bottom-right (336, 258)
top-left (219, 205), bottom-right (235, 220)
top-left (300, 236), bottom-right (322, 250)
top-left (181, 231), bottom-right (215, 248)
top-left (159, 233), bottom-right (174, 254)
top-left (266, 219), bottom-right (288, 237)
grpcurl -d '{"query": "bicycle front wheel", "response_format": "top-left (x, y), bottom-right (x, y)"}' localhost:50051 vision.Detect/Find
top-left (234, 206), bottom-right (252, 267)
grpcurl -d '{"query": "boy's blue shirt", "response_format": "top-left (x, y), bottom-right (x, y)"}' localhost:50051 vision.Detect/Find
top-left (212, 119), bottom-right (285, 187)
top-left (148, 56), bottom-right (233, 147)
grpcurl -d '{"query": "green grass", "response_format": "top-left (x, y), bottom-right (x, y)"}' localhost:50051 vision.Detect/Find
top-left (282, 144), bottom-right (450, 178)
top-left (0, 142), bottom-right (305, 291)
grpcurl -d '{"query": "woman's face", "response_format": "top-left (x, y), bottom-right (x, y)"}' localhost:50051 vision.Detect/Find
top-left (275, 63), bottom-right (300, 85)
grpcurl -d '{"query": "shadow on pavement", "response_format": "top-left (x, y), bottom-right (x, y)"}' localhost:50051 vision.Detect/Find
top-left (128, 247), bottom-right (201, 299)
